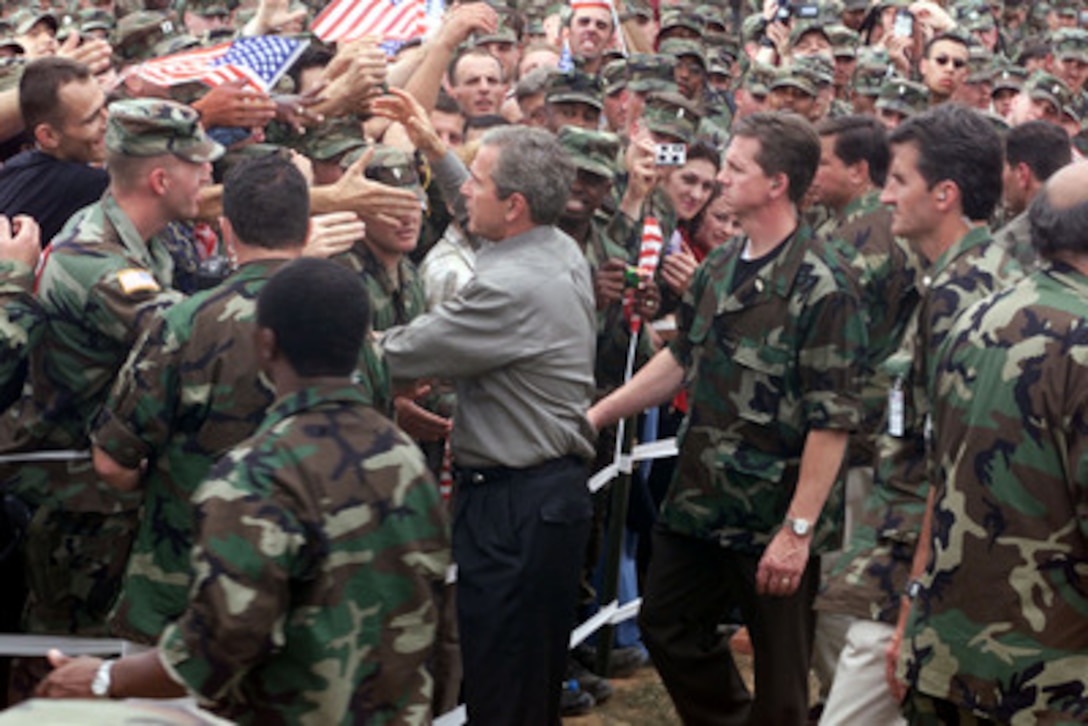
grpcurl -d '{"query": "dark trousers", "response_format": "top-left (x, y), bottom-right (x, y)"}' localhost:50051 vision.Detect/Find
top-left (639, 525), bottom-right (820, 726)
top-left (453, 456), bottom-right (592, 726)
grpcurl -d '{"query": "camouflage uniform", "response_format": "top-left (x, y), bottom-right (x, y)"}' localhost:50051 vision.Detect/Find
top-left (818, 226), bottom-right (1023, 625)
top-left (0, 259), bottom-right (42, 395)
top-left (993, 209), bottom-right (1039, 272)
top-left (660, 227), bottom-right (865, 551)
top-left (90, 260), bottom-right (287, 644)
top-left (902, 263), bottom-right (1088, 723)
top-left (0, 99), bottom-right (221, 637)
top-left (158, 382), bottom-right (451, 725)
top-left (639, 226), bottom-right (865, 723)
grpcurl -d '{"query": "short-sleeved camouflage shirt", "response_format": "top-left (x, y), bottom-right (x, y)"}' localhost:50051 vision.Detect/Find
top-left (158, 382), bottom-right (451, 725)
top-left (661, 225), bottom-right (866, 553)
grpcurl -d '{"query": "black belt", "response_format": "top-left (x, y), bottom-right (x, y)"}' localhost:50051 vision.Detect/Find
top-left (454, 455), bottom-right (584, 486)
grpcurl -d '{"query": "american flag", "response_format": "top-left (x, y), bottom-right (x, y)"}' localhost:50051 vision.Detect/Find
top-left (132, 36), bottom-right (309, 92)
top-left (311, 0), bottom-right (426, 44)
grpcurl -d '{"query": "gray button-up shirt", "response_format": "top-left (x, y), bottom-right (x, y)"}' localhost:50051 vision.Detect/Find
top-left (382, 224), bottom-right (597, 468)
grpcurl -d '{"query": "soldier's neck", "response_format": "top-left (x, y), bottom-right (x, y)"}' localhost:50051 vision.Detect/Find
top-left (741, 203), bottom-right (799, 259)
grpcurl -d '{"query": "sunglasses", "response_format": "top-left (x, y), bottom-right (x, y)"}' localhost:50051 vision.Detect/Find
top-left (933, 55), bottom-right (968, 69)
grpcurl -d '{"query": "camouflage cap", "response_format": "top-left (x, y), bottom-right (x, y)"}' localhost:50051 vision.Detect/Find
top-left (875, 78), bottom-right (930, 117)
top-left (0, 34), bottom-right (23, 55)
top-left (1053, 27), bottom-right (1088, 63)
top-left (557, 126), bottom-right (621, 181)
top-left (659, 38), bottom-right (707, 69)
top-left (793, 54), bottom-right (835, 85)
top-left (627, 53), bottom-right (678, 93)
top-left (770, 66), bottom-right (818, 97)
top-left (545, 69), bottom-right (604, 110)
top-left (341, 144), bottom-right (424, 197)
top-left (152, 32), bottom-right (202, 58)
top-left (1050, 0), bottom-right (1077, 16)
top-left (743, 61), bottom-right (778, 96)
top-left (114, 12), bottom-right (180, 63)
top-left (659, 9), bottom-right (704, 39)
top-left (990, 65), bottom-right (1026, 94)
top-left (965, 46), bottom-right (994, 84)
top-left (106, 98), bottom-right (224, 162)
top-left (472, 14), bottom-right (518, 45)
top-left (185, 0), bottom-right (231, 17)
top-left (601, 58), bottom-right (627, 95)
top-left (299, 116), bottom-right (367, 161)
top-left (642, 90), bottom-right (701, 143)
top-left (79, 9), bottom-right (115, 34)
top-left (694, 4), bottom-right (726, 31)
top-left (826, 24), bottom-right (859, 57)
top-left (11, 9), bottom-right (58, 37)
top-left (842, 0), bottom-right (869, 10)
top-left (982, 109), bottom-right (1011, 131)
top-left (954, 0), bottom-right (996, 30)
top-left (790, 19), bottom-right (830, 46)
top-left (1024, 71), bottom-right (1072, 112)
top-left (0, 56), bottom-right (24, 93)
top-left (741, 13), bottom-right (766, 44)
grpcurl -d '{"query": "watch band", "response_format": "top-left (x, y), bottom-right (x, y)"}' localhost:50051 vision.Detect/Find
top-left (91, 659), bottom-right (114, 698)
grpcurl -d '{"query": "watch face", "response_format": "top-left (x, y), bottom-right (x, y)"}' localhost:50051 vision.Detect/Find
top-left (790, 518), bottom-right (811, 536)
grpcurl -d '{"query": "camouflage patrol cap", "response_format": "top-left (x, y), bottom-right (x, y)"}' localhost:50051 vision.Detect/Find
top-left (875, 78), bottom-right (929, 117)
top-left (642, 91), bottom-right (701, 143)
top-left (851, 50), bottom-right (890, 96)
top-left (0, 56), bottom-right (24, 92)
top-left (790, 19), bottom-right (830, 46)
top-left (954, 0), bottom-right (996, 30)
top-left (627, 53), bottom-right (677, 93)
top-left (0, 35), bottom-right (23, 56)
top-left (1053, 28), bottom-right (1088, 63)
top-left (79, 9), bottom-right (115, 34)
top-left (12, 9), bottom-right (58, 37)
top-left (694, 5), bottom-right (726, 32)
top-left (601, 58), bottom-right (627, 95)
top-left (743, 61), bottom-right (778, 96)
top-left (557, 126), bottom-right (621, 181)
top-left (299, 116), bottom-right (367, 161)
top-left (1024, 71), bottom-right (1072, 113)
top-left (965, 46), bottom-right (994, 84)
top-left (990, 65), bottom-right (1026, 94)
top-left (659, 38), bottom-right (708, 69)
top-left (341, 144), bottom-right (424, 197)
top-left (185, 0), bottom-right (231, 17)
top-left (741, 14), bottom-right (766, 44)
top-left (152, 32), bottom-right (201, 58)
top-left (770, 66), bottom-right (818, 97)
top-left (659, 9), bottom-right (704, 40)
top-left (827, 24), bottom-right (859, 57)
top-left (545, 69), bottom-right (604, 110)
top-left (1050, 0), bottom-right (1077, 16)
top-left (793, 54), bottom-right (834, 86)
top-left (106, 98), bottom-right (224, 162)
top-left (114, 11), bottom-right (179, 62)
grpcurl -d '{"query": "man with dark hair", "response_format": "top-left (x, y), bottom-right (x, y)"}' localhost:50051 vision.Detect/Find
top-left (589, 111), bottom-right (865, 724)
top-left (811, 115), bottom-right (923, 726)
top-left (919, 34), bottom-right (970, 105)
top-left (0, 57), bottom-right (109, 244)
top-left (895, 160), bottom-right (1088, 726)
top-left (38, 258), bottom-right (451, 726)
top-left (87, 154), bottom-right (332, 646)
top-left (819, 104), bottom-right (1023, 724)
top-left (996, 119), bottom-right (1072, 268)
top-left (0, 99), bottom-right (221, 665)
top-left (382, 125), bottom-right (596, 726)
top-left (446, 47), bottom-right (507, 119)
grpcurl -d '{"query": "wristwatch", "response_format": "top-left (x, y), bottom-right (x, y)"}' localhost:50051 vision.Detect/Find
top-left (784, 516), bottom-right (813, 537)
top-left (91, 659), bottom-right (114, 698)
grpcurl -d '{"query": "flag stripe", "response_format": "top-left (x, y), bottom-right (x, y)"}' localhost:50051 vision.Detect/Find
top-left (312, 0), bottom-right (425, 43)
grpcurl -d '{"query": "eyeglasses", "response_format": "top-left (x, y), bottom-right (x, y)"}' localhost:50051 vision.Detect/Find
top-left (933, 55), bottom-right (968, 69)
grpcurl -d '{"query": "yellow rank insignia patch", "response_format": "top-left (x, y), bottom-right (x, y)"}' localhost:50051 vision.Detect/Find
top-left (116, 269), bottom-right (160, 295)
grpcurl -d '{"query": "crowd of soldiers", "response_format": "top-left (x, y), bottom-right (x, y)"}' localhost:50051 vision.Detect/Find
top-left (0, 0), bottom-right (1083, 723)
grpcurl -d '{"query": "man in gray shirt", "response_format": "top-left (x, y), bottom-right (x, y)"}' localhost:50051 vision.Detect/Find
top-left (382, 126), bottom-right (597, 726)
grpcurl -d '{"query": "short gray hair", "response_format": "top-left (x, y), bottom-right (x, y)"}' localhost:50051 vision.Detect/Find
top-left (481, 126), bottom-right (575, 226)
top-left (1029, 189), bottom-right (1088, 260)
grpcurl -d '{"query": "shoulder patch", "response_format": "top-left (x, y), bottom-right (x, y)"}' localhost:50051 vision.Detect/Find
top-left (116, 268), bottom-right (161, 295)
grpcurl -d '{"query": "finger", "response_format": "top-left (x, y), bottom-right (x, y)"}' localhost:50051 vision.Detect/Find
top-left (344, 146), bottom-right (375, 179)
top-left (46, 649), bottom-right (71, 669)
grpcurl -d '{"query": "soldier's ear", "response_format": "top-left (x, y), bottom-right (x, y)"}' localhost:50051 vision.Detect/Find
top-left (32, 122), bottom-right (61, 152)
top-left (255, 326), bottom-right (278, 366)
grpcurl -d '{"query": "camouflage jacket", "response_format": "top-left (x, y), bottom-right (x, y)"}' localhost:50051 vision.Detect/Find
top-left (91, 259), bottom-right (287, 643)
top-left (903, 263), bottom-right (1088, 722)
top-left (333, 244), bottom-right (424, 417)
top-left (0, 192), bottom-right (183, 511)
top-left (818, 226), bottom-right (1023, 623)
top-left (993, 208), bottom-right (1039, 272)
top-left (820, 190), bottom-right (924, 466)
top-left (0, 259), bottom-right (43, 397)
top-left (660, 225), bottom-right (866, 553)
top-left (158, 382), bottom-right (450, 725)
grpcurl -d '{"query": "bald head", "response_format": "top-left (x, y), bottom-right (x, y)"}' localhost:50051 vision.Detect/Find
top-left (1029, 162), bottom-right (1088, 261)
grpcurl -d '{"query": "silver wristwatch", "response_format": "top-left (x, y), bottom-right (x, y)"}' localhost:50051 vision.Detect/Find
top-left (91, 659), bottom-right (114, 698)
top-left (785, 516), bottom-right (813, 537)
